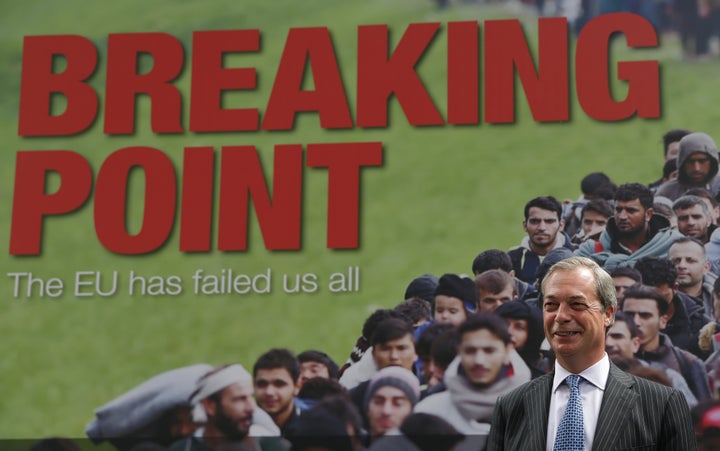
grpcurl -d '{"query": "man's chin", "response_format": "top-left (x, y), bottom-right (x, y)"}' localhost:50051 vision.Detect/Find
top-left (215, 416), bottom-right (252, 441)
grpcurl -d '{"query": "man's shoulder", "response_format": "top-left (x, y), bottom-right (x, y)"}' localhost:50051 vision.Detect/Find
top-left (414, 388), bottom-right (452, 411)
top-left (507, 246), bottom-right (526, 258)
top-left (497, 373), bottom-right (551, 406)
top-left (672, 344), bottom-right (705, 365)
top-left (610, 364), bottom-right (683, 401)
top-left (655, 180), bottom-right (683, 200)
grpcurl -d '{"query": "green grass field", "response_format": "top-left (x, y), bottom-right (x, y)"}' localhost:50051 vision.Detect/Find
top-left (1, 0), bottom-right (719, 442)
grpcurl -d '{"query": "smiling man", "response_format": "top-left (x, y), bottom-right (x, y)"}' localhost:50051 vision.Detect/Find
top-left (575, 183), bottom-right (683, 270)
top-left (488, 257), bottom-right (696, 451)
top-left (253, 349), bottom-right (302, 436)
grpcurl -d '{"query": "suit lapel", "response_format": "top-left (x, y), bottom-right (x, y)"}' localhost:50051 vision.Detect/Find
top-left (591, 363), bottom-right (638, 451)
top-left (523, 373), bottom-right (553, 450)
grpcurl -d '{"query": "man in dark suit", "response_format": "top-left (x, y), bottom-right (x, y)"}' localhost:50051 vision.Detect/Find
top-left (488, 256), bottom-right (696, 450)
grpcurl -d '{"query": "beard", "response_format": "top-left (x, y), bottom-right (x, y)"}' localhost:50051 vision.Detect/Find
top-left (213, 403), bottom-right (252, 441)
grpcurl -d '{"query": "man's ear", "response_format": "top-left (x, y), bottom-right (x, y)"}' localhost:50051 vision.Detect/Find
top-left (645, 207), bottom-right (654, 223)
top-left (201, 397), bottom-right (217, 418)
top-left (522, 220), bottom-right (528, 233)
top-left (604, 306), bottom-right (615, 328)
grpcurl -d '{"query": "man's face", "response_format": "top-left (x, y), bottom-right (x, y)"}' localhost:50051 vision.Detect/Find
top-left (542, 268), bottom-right (614, 373)
top-left (297, 361), bottom-right (331, 388)
top-left (478, 284), bottom-right (514, 313)
top-left (581, 210), bottom-right (609, 237)
top-left (372, 334), bottom-right (417, 370)
top-left (458, 328), bottom-right (511, 387)
top-left (434, 295), bottom-right (467, 326)
top-left (254, 368), bottom-right (297, 419)
top-left (204, 381), bottom-right (256, 440)
top-left (612, 275), bottom-right (637, 306)
top-left (666, 141), bottom-right (680, 162)
top-left (367, 386), bottom-right (413, 437)
top-left (614, 199), bottom-right (651, 237)
top-left (669, 241), bottom-right (709, 290)
top-left (523, 207), bottom-right (562, 252)
top-left (605, 321), bottom-right (640, 361)
top-left (622, 297), bottom-right (666, 351)
top-left (506, 318), bottom-right (529, 350)
top-left (675, 204), bottom-right (712, 240)
top-left (683, 152), bottom-right (713, 184)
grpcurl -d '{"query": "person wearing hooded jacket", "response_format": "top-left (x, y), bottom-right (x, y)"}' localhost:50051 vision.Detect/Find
top-left (657, 132), bottom-right (720, 201)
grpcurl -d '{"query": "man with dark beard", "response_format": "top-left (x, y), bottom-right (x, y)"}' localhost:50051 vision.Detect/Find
top-left (576, 183), bottom-right (683, 270)
top-left (170, 364), bottom-right (288, 451)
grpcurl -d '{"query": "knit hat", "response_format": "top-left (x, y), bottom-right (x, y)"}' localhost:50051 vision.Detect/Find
top-left (434, 274), bottom-right (478, 314)
top-left (695, 403), bottom-right (720, 436)
top-left (364, 366), bottom-right (420, 411)
top-left (404, 274), bottom-right (439, 303)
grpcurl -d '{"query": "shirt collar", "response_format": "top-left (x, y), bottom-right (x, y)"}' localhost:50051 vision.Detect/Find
top-left (552, 353), bottom-right (610, 392)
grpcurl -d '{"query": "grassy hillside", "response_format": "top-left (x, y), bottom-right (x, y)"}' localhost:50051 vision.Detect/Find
top-left (0, 0), bottom-right (718, 440)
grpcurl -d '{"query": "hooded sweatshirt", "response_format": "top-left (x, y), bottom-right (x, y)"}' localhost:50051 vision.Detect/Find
top-left (656, 132), bottom-right (720, 201)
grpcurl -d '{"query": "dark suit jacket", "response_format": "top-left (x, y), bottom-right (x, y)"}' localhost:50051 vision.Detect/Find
top-left (487, 362), bottom-right (697, 450)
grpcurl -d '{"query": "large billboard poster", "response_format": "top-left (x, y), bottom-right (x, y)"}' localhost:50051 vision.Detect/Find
top-left (0, 0), bottom-right (709, 446)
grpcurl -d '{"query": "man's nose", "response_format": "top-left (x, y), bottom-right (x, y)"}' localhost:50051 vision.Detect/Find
top-left (555, 303), bottom-right (572, 321)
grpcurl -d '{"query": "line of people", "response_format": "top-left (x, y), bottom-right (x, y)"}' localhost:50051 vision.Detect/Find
top-left (33, 129), bottom-right (720, 450)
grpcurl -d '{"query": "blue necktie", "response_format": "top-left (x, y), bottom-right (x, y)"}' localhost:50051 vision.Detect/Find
top-left (554, 374), bottom-right (584, 451)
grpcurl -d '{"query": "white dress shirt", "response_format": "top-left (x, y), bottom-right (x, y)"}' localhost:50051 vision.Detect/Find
top-left (546, 353), bottom-right (610, 451)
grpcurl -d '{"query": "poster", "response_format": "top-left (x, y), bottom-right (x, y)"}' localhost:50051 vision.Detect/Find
top-left (0, 0), bottom-right (709, 446)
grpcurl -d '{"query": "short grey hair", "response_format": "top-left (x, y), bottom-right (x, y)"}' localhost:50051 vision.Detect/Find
top-left (673, 195), bottom-right (711, 216)
top-left (541, 256), bottom-right (617, 313)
